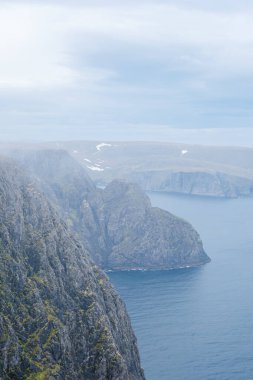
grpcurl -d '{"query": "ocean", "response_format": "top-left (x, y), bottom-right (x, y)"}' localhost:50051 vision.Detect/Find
top-left (109, 193), bottom-right (253, 380)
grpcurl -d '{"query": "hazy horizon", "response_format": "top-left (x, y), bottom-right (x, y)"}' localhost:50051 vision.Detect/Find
top-left (2, 127), bottom-right (253, 149)
top-left (1, 0), bottom-right (253, 146)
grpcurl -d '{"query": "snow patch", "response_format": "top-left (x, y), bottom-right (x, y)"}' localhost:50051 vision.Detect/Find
top-left (84, 158), bottom-right (91, 163)
top-left (87, 165), bottom-right (104, 172)
top-left (73, 150), bottom-right (78, 154)
top-left (82, 200), bottom-right (89, 209)
top-left (96, 143), bottom-right (112, 151)
top-left (181, 150), bottom-right (188, 155)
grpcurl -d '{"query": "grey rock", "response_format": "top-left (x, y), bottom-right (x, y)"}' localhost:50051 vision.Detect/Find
top-left (0, 157), bottom-right (144, 379)
top-left (98, 180), bottom-right (209, 269)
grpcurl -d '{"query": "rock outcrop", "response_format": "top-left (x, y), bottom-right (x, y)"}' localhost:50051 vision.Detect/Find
top-left (0, 157), bottom-right (144, 379)
top-left (16, 150), bottom-right (210, 270)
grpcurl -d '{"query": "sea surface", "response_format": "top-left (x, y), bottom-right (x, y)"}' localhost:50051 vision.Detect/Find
top-left (108, 193), bottom-right (253, 380)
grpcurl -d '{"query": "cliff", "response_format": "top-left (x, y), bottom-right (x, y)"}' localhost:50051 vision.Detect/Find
top-left (0, 157), bottom-right (144, 379)
top-left (16, 150), bottom-right (210, 270)
top-left (97, 180), bottom-right (209, 269)
top-left (129, 170), bottom-right (253, 198)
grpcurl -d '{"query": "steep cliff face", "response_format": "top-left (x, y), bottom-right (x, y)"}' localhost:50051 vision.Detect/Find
top-left (16, 150), bottom-right (210, 270)
top-left (0, 158), bottom-right (144, 379)
top-left (97, 181), bottom-right (209, 269)
top-left (129, 171), bottom-right (253, 198)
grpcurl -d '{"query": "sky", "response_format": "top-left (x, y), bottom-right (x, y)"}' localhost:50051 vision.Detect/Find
top-left (1, 0), bottom-right (253, 145)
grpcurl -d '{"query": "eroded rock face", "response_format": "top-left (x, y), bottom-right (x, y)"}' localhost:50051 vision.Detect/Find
top-left (0, 158), bottom-right (144, 379)
top-left (16, 150), bottom-right (210, 270)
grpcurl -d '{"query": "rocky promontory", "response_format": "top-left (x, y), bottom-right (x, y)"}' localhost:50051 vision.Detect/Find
top-left (98, 180), bottom-right (209, 269)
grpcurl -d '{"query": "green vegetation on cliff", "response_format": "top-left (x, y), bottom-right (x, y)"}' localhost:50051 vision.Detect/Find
top-left (0, 158), bottom-right (144, 379)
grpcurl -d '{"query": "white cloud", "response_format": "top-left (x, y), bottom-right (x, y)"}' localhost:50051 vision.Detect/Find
top-left (0, 4), bottom-right (115, 89)
top-left (0, 5), bottom-right (79, 88)
top-left (1, 2), bottom-right (253, 90)
top-left (1, 1), bottom-right (253, 139)
top-left (63, 3), bottom-right (253, 76)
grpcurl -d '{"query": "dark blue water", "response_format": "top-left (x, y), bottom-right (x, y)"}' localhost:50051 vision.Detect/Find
top-left (108, 193), bottom-right (253, 380)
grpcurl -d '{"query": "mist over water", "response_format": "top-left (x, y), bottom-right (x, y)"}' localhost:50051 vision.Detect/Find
top-left (109, 193), bottom-right (253, 380)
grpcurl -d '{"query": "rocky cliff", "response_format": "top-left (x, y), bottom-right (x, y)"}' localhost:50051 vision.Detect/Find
top-left (16, 150), bottom-right (210, 270)
top-left (129, 170), bottom-right (253, 198)
top-left (97, 180), bottom-right (209, 269)
top-left (0, 157), bottom-right (144, 379)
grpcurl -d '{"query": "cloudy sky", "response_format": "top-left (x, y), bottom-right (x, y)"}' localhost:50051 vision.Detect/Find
top-left (1, 0), bottom-right (253, 145)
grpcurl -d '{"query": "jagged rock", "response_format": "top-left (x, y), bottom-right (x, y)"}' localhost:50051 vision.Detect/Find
top-left (0, 157), bottom-right (144, 379)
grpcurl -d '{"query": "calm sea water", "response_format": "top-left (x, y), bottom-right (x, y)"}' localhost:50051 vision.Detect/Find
top-left (108, 193), bottom-right (253, 380)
